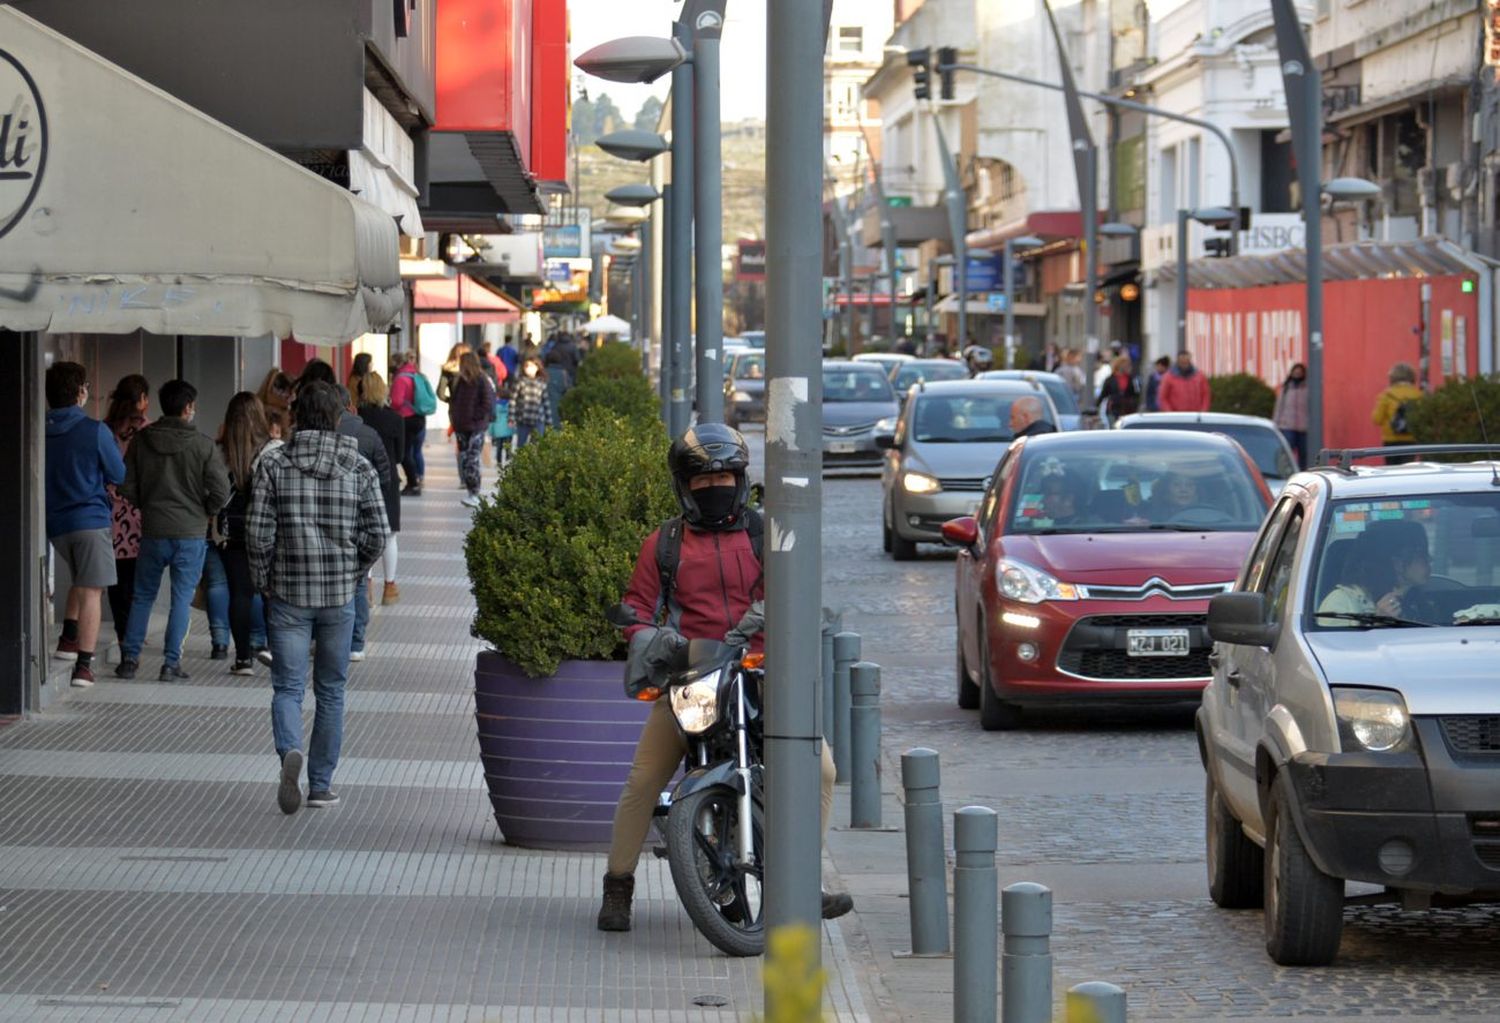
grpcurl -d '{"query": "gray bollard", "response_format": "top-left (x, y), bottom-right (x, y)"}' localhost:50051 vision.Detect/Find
top-left (953, 806), bottom-right (998, 1023)
top-left (901, 748), bottom-right (949, 955)
top-left (1001, 882), bottom-right (1053, 1023)
top-left (831, 631), bottom-right (860, 782)
top-left (821, 621), bottom-right (836, 749)
top-left (1065, 982), bottom-right (1126, 1023)
top-left (849, 661), bottom-right (882, 828)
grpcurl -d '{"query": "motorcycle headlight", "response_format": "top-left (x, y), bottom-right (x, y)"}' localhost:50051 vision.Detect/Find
top-left (903, 471), bottom-right (941, 494)
top-left (1332, 687), bottom-right (1411, 752)
top-left (995, 558), bottom-right (1078, 604)
top-left (670, 670), bottom-right (721, 735)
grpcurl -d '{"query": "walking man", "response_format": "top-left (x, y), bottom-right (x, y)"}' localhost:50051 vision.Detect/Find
top-left (45, 362), bottom-right (126, 687)
top-left (248, 381), bottom-right (388, 814)
top-left (1158, 349), bottom-right (1212, 412)
top-left (117, 379), bottom-right (231, 681)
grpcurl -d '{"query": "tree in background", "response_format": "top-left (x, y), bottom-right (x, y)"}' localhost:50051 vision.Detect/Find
top-left (571, 92), bottom-right (624, 145)
top-left (634, 96), bottom-right (664, 132)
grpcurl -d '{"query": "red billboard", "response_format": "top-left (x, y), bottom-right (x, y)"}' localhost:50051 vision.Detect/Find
top-left (737, 240), bottom-right (766, 282)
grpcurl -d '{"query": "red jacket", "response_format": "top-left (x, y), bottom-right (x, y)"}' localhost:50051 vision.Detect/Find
top-left (623, 522), bottom-right (764, 653)
top-left (390, 363), bottom-right (420, 418)
top-left (1158, 368), bottom-right (1211, 412)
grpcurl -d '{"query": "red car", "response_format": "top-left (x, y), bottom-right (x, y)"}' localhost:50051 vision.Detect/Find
top-left (944, 430), bottom-right (1272, 730)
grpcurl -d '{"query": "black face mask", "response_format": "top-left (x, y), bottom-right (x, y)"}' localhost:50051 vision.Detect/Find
top-left (695, 484), bottom-right (740, 524)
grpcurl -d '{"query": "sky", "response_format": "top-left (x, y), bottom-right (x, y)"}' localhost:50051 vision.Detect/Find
top-left (570, 0), bottom-right (770, 123)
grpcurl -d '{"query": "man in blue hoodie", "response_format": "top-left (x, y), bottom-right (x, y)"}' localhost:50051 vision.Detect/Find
top-left (45, 361), bottom-right (126, 687)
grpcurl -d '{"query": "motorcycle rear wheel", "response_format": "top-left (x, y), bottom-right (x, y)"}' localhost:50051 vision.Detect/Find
top-left (665, 783), bottom-right (765, 957)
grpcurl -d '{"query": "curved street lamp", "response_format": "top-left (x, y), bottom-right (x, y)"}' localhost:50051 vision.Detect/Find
top-left (574, 36), bottom-right (687, 84)
top-left (604, 183), bottom-right (663, 207)
top-left (596, 130), bottom-right (671, 163)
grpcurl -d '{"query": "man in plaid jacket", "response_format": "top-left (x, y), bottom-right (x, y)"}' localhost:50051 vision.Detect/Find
top-left (247, 381), bottom-right (389, 814)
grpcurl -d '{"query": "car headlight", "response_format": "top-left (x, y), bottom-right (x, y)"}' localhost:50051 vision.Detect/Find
top-left (670, 671), bottom-right (721, 735)
top-left (732, 390), bottom-right (753, 402)
top-left (995, 558), bottom-right (1078, 604)
top-left (902, 471), bottom-right (941, 494)
top-left (875, 416), bottom-right (897, 434)
top-left (1332, 687), bottom-right (1411, 752)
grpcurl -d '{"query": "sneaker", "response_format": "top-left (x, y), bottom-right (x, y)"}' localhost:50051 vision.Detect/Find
top-left (54, 636), bottom-right (80, 662)
top-left (69, 665), bottom-right (95, 688)
top-left (230, 659), bottom-right (256, 676)
top-left (306, 790), bottom-right (340, 808)
top-left (159, 664), bottom-right (191, 682)
top-left (210, 644), bottom-right (229, 661)
top-left (349, 649), bottom-right (366, 663)
top-left (115, 658), bottom-right (139, 680)
top-left (278, 750), bottom-right (304, 815)
top-left (255, 648), bottom-right (274, 667)
top-left (821, 890), bottom-right (854, 920)
top-left (382, 582), bottom-right (400, 605)
top-left (460, 494), bottom-right (480, 508)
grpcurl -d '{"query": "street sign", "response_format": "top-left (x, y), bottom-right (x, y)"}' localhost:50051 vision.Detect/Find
top-left (964, 253), bottom-right (1002, 292)
top-left (886, 196), bottom-right (913, 208)
top-left (986, 293), bottom-right (1008, 312)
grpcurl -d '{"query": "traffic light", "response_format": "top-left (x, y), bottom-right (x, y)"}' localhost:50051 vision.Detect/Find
top-left (937, 47), bottom-right (957, 101)
top-left (906, 47), bottom-right (932, 101)
top-left (1203, 237), bottom-right (1232, 258)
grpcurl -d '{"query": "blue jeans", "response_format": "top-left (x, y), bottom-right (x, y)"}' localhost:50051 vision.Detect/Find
top-left (201, 545), bottom-right (230, 648)
top-left (268, 597), bottom-right (355, 793)
top-left (515, 422), bottom-right (544, 449)
top-left (352, 572), bottom-right (370, 653)
top-left (121, 538), bottom-right (207, 667)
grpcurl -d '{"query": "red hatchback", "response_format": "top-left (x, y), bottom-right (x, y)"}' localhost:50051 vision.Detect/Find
top-left (945, 430), bottom-right (1271, 730)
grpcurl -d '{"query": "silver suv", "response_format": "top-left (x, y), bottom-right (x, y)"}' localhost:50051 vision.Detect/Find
top-left (1199, 445), bottom-right (1500, 965)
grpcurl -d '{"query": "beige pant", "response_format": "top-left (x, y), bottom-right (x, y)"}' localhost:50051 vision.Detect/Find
top-left (606, 697), bottom-right (837, 877)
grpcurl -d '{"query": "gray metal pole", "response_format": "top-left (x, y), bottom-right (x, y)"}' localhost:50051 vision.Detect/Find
top-left (821, 621), bottom-right (836, 748)
top-left (953, 806), bottom-right (998, 1023)
top-left (1001, 882), bottom-right (1053, 1023)
top-left (849, 661), bottom-right (881, 828)
top-left (669, 21), bottom-right (695, 436)
top-left (1066, 982), bottom-right (1126, 1023)
top-left (900, 748), bottom-right (950, 955)
top-left (831, 631), bottom-right (858, 781)
top-left (1175, 209), bottom-right (1189, 353)
top-left (694, 29), bottom-right (725, 421)
top-left (864, 275), bottom-right (876, 347)
top-left (933, 116), bottom-right (967, 351)
top-left (660, 184), bottom-right (675, 424)
top-left (1302, 72), bottom-right (1325, 459)
top-left (642, 217), bottom-right (654, 373)
top-left (762, 0), bottom-right (828, 956)
top-left (1003, 237), bottom-right (1016, 368)
top-left (1083, 145), bottom-right (1100, 356)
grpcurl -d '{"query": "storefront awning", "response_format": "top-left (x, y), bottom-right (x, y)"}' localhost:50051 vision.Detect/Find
top-left (934, 296), bottom-right (1047, 317)
top-left (0, 9), bottom-right (402, 344)
top-left (1155, 237), bottom-right (1491, 289)
top-left (413, 275), bottom-right (521, 325)
top-left (966, 211), bottom-right (1103, 252)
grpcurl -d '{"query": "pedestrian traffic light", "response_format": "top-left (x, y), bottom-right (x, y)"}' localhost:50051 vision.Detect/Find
top-left (1203, 237), bottom-right (1232, 258)
top-left (906, 48), bottom-right (932, 101)
top-left (937, 47), bottom-right (957, 101)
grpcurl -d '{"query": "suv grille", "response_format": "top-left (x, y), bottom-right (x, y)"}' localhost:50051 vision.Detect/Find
top-left (823, 421), bottom-right (879, 436)
top-left (938, 477), bottom-right (986, 492)
top-left (1057, 614), bottom-right (1210, 681)
top-left (1441, 717), bottom-right (1500, 754)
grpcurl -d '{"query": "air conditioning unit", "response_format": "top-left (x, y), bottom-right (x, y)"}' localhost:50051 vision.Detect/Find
top-left (466, 233), bottom-right (544, 282)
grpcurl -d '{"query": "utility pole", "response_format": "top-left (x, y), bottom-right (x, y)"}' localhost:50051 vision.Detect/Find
top-left (669, 18), bottom-right (695, 435)
top-left (693, 1), bottom-right (729, 422)
top-left (932, 116), bottom-right (967, 352)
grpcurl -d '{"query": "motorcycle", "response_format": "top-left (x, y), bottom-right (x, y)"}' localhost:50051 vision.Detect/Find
top-left (608, 602), bottom-right (766, 957)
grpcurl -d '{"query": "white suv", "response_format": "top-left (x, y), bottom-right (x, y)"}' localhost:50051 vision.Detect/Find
top-left (1199, 445), bottom-right (1500, 965)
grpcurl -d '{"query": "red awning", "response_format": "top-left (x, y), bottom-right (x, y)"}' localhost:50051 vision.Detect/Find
top-left (966, 211), bottom-right (1104, 251)
top-left (413, 276), bottom-right (520, 325)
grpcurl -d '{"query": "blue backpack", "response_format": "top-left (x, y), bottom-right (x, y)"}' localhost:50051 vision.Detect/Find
top-left (401, 371), bottom-right (438, 416)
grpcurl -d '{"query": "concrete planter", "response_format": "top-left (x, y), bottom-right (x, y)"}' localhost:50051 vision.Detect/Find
top-left (473, 649), bottom-right (651, 851)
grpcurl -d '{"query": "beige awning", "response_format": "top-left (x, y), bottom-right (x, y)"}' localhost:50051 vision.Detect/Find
top-left (935, 296), bottom-right (1047, 317)
top-left (0, 8), bottom-right (402, 344)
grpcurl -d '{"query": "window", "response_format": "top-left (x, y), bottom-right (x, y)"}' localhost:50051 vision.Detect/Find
top-left (837, 26), bottom-right (863, 54)
top-left (1259, 509), bottom-right (1305, 627)
top-left (1160, 146), bottom-right (1178, 221)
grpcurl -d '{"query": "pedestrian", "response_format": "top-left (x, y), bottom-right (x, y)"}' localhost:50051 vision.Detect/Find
top-left (450, 350), bottom-right (497, 508)
top-left (477, 342), bottom-right (507, 466)
top-left (103, 374), bottom-right (150, 650)
top-left (436, 343), bottom-right (468, 479)
top-left (45, 362), bottom-right (127, 687)
top-left (1043, 341), bottom-right (1062, 373)
top-left (215, 392), bottom-right (274, 676)
top-left (331, 383), bottom-right (393, 662)
top-left (1093, 340), bottom-right (1125, 397)
top-left (1009, 395), bottom-right (1057, 439)
top-left (596, 424), bottom-right (848, 932)
top-left (511, 357), bottom-right (553, 449)
top-left (1371, 361), bottom-right (1423, 464)
top-left (1274, 362), bottom-right (1310, 468)
top-left (248, 380), bottom-right (388, 815)
top-left (390, 351), bottom-right (431, 496)
top-left (497, 334), bottom-right (520, 379)
top-left (256, 368), bottom-right (295, 421)
top-left (1055, 348), bottom-right (1087, 410)
top-left (347, 352), bottom-right (373, 404)
top-left (1157, 349), bottom-right (1212, 412)
top-left (200, 518), bottom-right (233, 660)
top-left (489, 376), bottom-right (515, 471)
top-left (355, 372), bottom-right (404, 606)
top-left (1097, 354), bottom-right (1142, 422)
top-left (1143, 355), bottom-right (1171, 412)
top-left (117, 379), bottom-right (232, 681)
top-left (543, 332), bottom-right (580, 426)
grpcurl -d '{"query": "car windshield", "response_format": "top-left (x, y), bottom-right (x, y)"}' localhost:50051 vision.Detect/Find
top-left (1006, 438), bottom-right (1269, 535)
top-left (1125, 420), bottom-right (1294, 479)
top-left (1309, 492), bottom-right (1500, 629)
top-left (893, 361), bottom-right (968, 392)
top-left (1035, 377), bottom-right (1080, 416)
top-left (910, 394), bottom-right (1020, 443)
top-left (732, 353), bottom-right (766, 380)
top-left (824, 366), bottom-right (896, 403)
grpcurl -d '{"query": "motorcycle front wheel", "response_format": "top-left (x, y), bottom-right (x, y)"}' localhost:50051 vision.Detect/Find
top-left (664, 783), bottom-right (765, 957)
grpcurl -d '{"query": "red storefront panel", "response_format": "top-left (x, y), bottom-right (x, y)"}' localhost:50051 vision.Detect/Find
top-left (530, 0), bottom-right (570, 184)
top-left (1187, 277), bottom-right (1478, 451)
top-left (436, 0), bottom-right (524, 136)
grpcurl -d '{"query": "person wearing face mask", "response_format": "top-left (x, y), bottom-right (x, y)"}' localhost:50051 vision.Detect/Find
top-left (595, 424), bottom-right (850, 933)
top-left (510, 357), bottom-right (552, 449)
top-left (1273, 362), bottom-right (1309, 468)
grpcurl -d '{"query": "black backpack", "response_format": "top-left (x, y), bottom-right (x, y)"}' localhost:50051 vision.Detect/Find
top-left (1390, 401), bottom-right (1411, 435)
top-left (655, 508), bottom-right (764, 617)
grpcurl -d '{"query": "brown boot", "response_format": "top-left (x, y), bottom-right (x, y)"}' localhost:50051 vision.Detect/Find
top-left (597, 872), bottom-right (634, 932)
top-left (382, 582), bottom-right (400, 605)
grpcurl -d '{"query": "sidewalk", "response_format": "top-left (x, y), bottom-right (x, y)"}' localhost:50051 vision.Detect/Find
top-left (0, 450), bottom-right (875, 1023)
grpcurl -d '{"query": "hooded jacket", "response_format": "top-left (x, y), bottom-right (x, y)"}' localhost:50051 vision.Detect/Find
top-left (621, 521), bottom-right (765, 655)
top-left (45, 405), bottom-right (126, 539)
top-left (246, 429), bottom-right (389, 608)
top-left (1372, 381), bottom-right (1424, 442)
top-left (449, 373), bottom-right (497, 434)
top-left (120, 417), bottom-right (231, 540)
top-left (1158, 365), bottom-right (1212, 412)
top-left (338, 411), bottom-right (393, 489)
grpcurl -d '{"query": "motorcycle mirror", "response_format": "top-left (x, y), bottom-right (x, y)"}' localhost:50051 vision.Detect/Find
top-left (606, 602), bottom-right (644, 628)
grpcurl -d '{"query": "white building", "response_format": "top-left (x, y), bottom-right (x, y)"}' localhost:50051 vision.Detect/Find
top-left (825, 0), bottom-right (896, 200)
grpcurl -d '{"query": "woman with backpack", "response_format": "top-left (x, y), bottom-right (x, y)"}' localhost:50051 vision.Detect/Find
top-left (449, 351), bottom-right (497, 508)
top-left (216, 392), bottom-right (274, 675)
top-left (1371, 362), bottom-right (1423, 464)
top-left (511, 357), bottom-right (552, 449)
top-left (390, 351), bottom-right (436, 496)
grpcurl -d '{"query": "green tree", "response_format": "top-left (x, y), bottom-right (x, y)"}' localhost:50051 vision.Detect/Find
top-left (634, 96), bottom-right (664, 132)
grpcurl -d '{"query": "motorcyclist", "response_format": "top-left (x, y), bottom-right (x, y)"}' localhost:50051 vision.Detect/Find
top-left (597, 423), bottom-right (850, 932)
top-left (963, 345), bottom-right (994, 377)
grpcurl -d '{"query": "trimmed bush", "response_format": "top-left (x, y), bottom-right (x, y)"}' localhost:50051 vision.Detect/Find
top-left (559, 372), bottom-right (660, 427)
top-left (1407, 375), bottom-right (1500, 457)
top-left (576, 341), bottom-right (642, 385)
top-left (466, 408), bottom-right (677, 677)
top-left (1209, 373), bottom-right (1276, 418)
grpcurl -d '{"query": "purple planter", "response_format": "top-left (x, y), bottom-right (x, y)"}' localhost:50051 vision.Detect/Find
top-left (473, 649), bottom-right (653, 851)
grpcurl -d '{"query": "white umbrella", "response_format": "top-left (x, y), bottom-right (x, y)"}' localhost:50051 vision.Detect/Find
top-left (582, 314), bottom-right (631, 335)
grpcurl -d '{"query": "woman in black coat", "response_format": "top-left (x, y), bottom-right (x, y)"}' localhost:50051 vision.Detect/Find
top-left (449, 351), bottom-right (497, 508)
top-left (356, 370), bottom-right (406, 604)
top-left (1096, 354), bottom-right (1142, 423)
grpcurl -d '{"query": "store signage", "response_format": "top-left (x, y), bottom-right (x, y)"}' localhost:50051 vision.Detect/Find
top-left (964, 253), bottom-right (1002, 292)
top-left (0, 48), bottom-right (46, 242)
top-left (737, 239), bottom-right (766, 282)
top-left (544, 225), bottom-right (583, 259)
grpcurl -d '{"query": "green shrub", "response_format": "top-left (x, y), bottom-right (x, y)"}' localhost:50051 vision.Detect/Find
top-left (1406, 375), bottom-right (1500, 457)
top-left (1209, 373), bottom-right (1276, 418)
top-left (576, 341), bottom-right (642, 385)
top-left (466, 408), bottom-right (677, 676)
top-left (559, 372), bottom-right (660, 427)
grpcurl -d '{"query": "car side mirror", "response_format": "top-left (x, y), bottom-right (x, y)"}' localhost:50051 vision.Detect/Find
top-left (1207, 592), bottom-right (1274, 646)
top-left (874, 433), bottom-right (896, 450)
top-left (941, 516), bottom-right (979, 549)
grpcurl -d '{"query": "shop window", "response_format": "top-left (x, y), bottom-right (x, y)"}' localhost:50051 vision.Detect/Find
top-left (837, 26), bottom-right (863, 54)
top-left (1260, 130), bottom-right (1295, 213)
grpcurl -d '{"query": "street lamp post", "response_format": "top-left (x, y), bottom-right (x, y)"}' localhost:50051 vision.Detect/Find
top-left (932, 116), bottom-right (967, 352)
top-left (1003, 235), bottom-right (1043, 368)
top-left (693, 3), bottom-right (729, 422)
top-left (1175, 207), bottom-right (1237, 351)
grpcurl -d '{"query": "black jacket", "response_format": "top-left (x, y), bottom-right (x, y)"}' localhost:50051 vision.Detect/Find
top-left (449, 375), bottom-right (497, 434)
top-left (337, 412), bottom-right (393, 494)
top-left (1097, 374), bottom-right (1141, 418)
top-left (358, 404), bottom-right (405, 532)
top-left (1015, 419), bottom-right (1058, 439)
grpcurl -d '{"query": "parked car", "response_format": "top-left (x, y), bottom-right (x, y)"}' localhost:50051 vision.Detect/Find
top-left (943, 430), bottom-right (1271, 730)
top-left (1116, 411), bottom-right (1299, 493)
top-left (740, 330), bottom-right (766, 349)
top-left (1199, 445), bottom-right (1500, 966)
top-left (978, 369), bottom-right (1086, 431)
top-left (724, 350), bottom-right (767, 427)
top-left (891, 359), bottom-right (969, 405)
top-left (822, 360), bottom-right (901, 470)
top-left (878, 380), bottom-right (1061, 560)
top-left (852, 351), bottom-right (914, 378)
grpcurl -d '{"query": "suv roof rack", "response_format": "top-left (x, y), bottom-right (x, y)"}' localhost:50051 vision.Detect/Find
top-left (1315, 444), bottom-right (1500, 472)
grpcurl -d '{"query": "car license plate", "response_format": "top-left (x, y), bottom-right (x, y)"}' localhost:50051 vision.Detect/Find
top-left (1126, 628), bottom-right (1190, 657)
top-left (828, 440), bottom-right (856, 454)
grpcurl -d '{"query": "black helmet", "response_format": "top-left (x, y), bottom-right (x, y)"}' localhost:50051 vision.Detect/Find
top-left (966, 346), bottom-right (994, 374)
top-left (669, 423), bottom-right (751, 529)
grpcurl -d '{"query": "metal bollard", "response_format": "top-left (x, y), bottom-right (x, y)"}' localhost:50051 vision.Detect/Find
top-left (953, 806), bottom-right (998, 1023)
top-left (1001, 882), bottom-right (1053, 1023)
top-left (821, 620), bottom-right (837, 749)
top-left (849, 661), bottom-right (882, 828)
top-left (1065, 982), bottom-right (1126, 1023)
top-left (901, 748), bottom-right (949, 955)
top-left (831, 631), bottom-right (860, 782)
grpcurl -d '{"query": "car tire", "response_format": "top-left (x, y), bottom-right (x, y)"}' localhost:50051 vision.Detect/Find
top-left (977, 631), bottom-right (1021, 731)
top-left (1263, 779), bottom-right (1343, 966)
top-left (882, 504), bottom-right (893, 554)
top-left (957, 630), bottom-right (979, 710)
top-left (891, 525), bottom-right (918, 561)
top-left (1206, 773), bottom-right (1264, 909)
